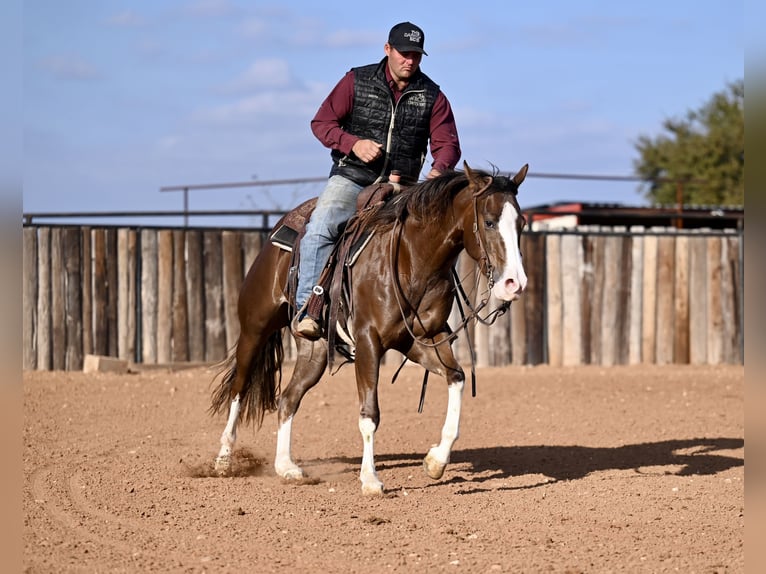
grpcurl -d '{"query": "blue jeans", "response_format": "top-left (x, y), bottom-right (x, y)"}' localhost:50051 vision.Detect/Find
top-left (296, 175), bottom-right (364, 310)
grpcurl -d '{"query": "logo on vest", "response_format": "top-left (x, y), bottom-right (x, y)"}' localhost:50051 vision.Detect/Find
top-left (406, 93), bottom-right (427, 108)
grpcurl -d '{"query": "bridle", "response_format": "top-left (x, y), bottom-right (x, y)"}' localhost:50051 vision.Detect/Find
top-left (389, 175), bottom-right (514, 342)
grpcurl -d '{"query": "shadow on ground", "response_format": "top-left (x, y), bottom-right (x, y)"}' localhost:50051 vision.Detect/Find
top-left (311, 437), bottom-right (744, 490)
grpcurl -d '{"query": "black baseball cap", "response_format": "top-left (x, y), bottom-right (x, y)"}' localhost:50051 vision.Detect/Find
top-left (388, 22), bottom-right (428, 56)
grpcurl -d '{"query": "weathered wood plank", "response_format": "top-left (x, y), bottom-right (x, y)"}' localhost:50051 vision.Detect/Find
top-left (719, 235), bottom-right (742, 364)
top-left (600, 235), bottom-right (621, 366)
top-left (172, 230), bottom-right (189, 362)
top-left (560, 234), bottom-right (582, 365)
top-left (21, 227), bottom-right (38, 370)
top-left (141, 229), bottom-right (158, 364)
top-left (507, 234), bottom-right (531, 365)
top-left (156, 230), bottom-right (174, 363)
top-left (50, 228), bottom-right (66, 370)
top-left (36, 228), bottom-right (51, 370)
top-left (106, 229), bottom-right (119, 357)
top-left (222, 230), bottom-right (243, 352)
top-left (510, 271), bottom-right (527, 366)
top-left (673, 235), bottom-right (690, 364)
top-left (524, 234), bottom-right (545, 364)
top-left (726, 235), bottom-right (743, 363)
top-left (92, 229), bottom-right (108, 356)
top-left (117, 229), bottom-right (137, 362)
top-left (545, 234), bottom-right (562, 366)
top-left (655, 235), bottom-right (675, 365)
top-left (588, 235), bottom-right (605, 365)
top-left (579, 235), bottom-right (594, 364)
top-left (186, 230), bottom-right (205, 362)
top-left (491, 305), bottom-right (512, 366)
top-left (616, 235), bottom-right (633, 365)
top-left (706, 236), bottom-right (724, 364)
top-left (23, 228), bottom-right (38, 370)
top-left (81, 228), bottom-right (93, 357)
top-left (204, 231), bottom-right (226, 362)
top-left (641, 235), bottom-right (658, 364)
top-left (64, 228), bottom-right (83, 370)
top-left (688, 234), bottom-right (708, 364)
top-left (628, 233), bottom-right (644, 364)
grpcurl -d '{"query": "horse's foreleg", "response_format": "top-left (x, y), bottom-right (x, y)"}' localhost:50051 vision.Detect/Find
top-left (424, 377), bottom-right (464, 479)
top-left (274, 414), bottom-right (302, 479)
top-left (215, 394), bottom-right (241, 474)
top-left (358, 415), bottom-right (383, 495)
top-left (407, 336), bottom-right (466, 480)
top-left (274, 339), bottom-right (327, 480)
top-left (355, 340), bottom-right (384, 496)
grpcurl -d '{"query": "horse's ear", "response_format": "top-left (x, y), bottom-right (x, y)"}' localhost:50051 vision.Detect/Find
top-left (512, 164), bottom-right (529, 187)
top-left (463, 161), bottom-right (492, 189)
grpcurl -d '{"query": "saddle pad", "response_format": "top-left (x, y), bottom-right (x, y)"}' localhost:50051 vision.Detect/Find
top-left (347, 230), bottom-right (374, 266)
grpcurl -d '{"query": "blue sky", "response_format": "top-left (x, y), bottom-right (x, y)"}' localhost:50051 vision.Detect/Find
top-left (21, 0), bottom-right (744, 224)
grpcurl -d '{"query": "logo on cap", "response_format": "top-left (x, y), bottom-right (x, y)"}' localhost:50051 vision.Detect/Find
top-left (404, 29), bottom-right (422, 44)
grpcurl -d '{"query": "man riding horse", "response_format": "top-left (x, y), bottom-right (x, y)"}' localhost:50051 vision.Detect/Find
top-left (293, 21), bottom-right (462, 339)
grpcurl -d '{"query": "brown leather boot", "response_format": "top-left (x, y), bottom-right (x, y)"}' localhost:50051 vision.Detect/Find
top-left (293, 312), bottom-right (321, 340)
top-left (291, 288), bottom-right (324, 340)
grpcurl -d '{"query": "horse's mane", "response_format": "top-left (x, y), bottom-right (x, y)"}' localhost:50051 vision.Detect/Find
top-left (364, 167), bottom-right (517, 231)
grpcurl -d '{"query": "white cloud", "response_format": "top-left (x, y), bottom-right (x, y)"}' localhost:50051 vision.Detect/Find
top-left (227, 59), bottom-right (292, 92)
top-left (238, 18), bottom-right (268, 39)
top-left (106, 10), bottom-right (145, 27)
top-left (195, 89), bottom-right (318, 126)
top-left (38, 55), bottom-right (100, 81)
top-left (324, 28), bottom-right (378, 49)
top-left (184, 0), bottom-right (238, 18)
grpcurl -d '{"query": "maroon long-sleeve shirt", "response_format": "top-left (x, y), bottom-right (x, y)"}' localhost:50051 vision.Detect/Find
top-left (310, 65), bottom-right (461, 174)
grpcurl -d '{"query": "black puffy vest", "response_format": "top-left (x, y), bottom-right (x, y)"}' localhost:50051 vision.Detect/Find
top-left (330, 58), bottom-right (439, 186)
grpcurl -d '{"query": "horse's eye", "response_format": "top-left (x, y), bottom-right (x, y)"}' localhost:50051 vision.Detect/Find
top-left (484, 219), bottom-right (496, 229)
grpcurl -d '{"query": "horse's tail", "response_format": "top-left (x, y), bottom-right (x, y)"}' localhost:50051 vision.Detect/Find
top-left (209, 330), bottom-right (285, 428)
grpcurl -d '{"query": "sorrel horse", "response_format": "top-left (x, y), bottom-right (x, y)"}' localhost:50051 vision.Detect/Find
top-left (210, 162), bottom-right (529, 495)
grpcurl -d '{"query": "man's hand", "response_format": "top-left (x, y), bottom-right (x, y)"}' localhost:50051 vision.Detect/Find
top-left (352, 139), bottom-right (383, 163)
top-left (426, 168), bottom-right (442, 179)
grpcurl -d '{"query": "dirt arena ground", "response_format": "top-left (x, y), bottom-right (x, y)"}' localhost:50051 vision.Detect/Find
top-left (24, 362), bottom-right (743, 573)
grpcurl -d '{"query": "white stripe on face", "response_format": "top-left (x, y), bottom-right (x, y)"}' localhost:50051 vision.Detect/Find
top-left (493, 201), bottom-right (527, 301)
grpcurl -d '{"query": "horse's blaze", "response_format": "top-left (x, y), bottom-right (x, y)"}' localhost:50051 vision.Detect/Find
top-left (492, 201), bottom-right (527, 301)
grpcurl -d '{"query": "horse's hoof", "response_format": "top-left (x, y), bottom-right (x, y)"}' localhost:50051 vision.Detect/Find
top-left (423, 454), bottom-right (447, 480)
top-left (214, 455), bottom-right (231, 475)
top-left (275, 458), bottom-right (305, 480)
top-left (361, 481), bottom-right (385, 496)
top-left (280, 468), bottom-right (306, 481)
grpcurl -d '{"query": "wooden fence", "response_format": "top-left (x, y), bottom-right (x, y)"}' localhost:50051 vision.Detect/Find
top-left (21, 225), bottom-right (743, 371)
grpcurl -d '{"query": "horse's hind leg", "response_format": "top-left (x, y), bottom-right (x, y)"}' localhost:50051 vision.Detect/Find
top-left (274, 339), bottom-right (328, 479)
top-left (211, 241), bottom-right (290, 474)
top-left (405, 334), bottom-right (466, 480)
top-left (214, 332), bottom-right (260, 474)
top-left (215, 394), bottom-right (240, 473)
